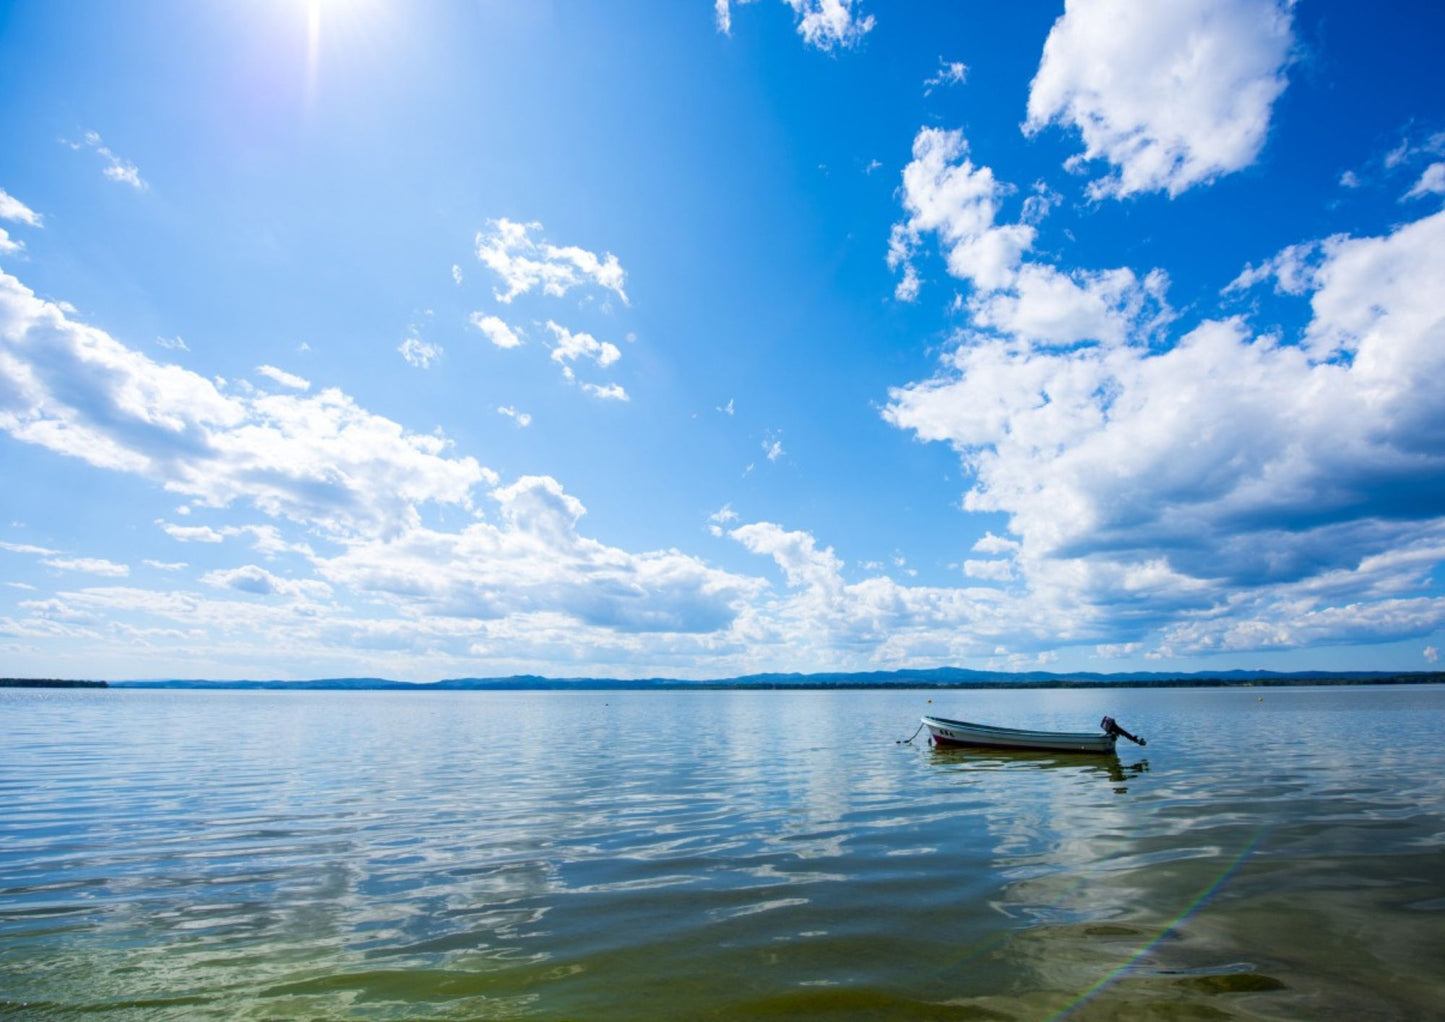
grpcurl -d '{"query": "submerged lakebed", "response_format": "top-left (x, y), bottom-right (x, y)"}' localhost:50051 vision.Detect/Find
top-left (2, 685), bottom-right (1443, 1019)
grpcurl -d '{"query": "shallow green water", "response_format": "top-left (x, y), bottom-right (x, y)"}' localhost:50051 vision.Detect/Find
top-left (2, 685), bottom-right (1443, 1019)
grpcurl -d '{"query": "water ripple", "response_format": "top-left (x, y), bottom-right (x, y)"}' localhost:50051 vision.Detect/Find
top-left (3, 686), bottom-right (1444, 1018)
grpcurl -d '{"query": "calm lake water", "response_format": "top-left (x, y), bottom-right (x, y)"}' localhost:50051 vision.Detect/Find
top-left (2, 685), bottom-right (1443, 1020)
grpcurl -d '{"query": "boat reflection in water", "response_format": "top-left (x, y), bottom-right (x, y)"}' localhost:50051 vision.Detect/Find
top-left (928, 744), bottom-right (1150, 791)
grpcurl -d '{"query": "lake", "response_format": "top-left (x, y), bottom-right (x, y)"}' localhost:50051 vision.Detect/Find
top-left (2, 685), bottom-right (1443, 1019)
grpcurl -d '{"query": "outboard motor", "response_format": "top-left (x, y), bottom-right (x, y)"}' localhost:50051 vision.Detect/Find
top-left (1101, 715), bottom-right (1147, 746)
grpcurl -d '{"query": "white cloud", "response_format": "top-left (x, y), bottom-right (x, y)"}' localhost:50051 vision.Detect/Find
top-left (547, 321), bottom-right (620, 377)
top-left (202, 564), bottom-right (332, 600)
top-left (964, 559), bottom-right (1014, 582)
top-left (319, 475), bottom-right (761, 635)
top-left (0, 269), bottom-right (490, 539)
top-left (715, 0), bottom-right (869, 53)
top-left (893, 263), bottom-right (921, 303)
top-left (67, 131), bottom-right (148, 190)
top-left (1020, 181), bottom-right (1063, 225)
top-left (1383, 130), bottom-right (1445, 171)
top-left (160, 523), bottom-right (226, 543)
top-left (0, 189), bottom-right (41, 254)
top-left (0, 540), bottom-right (58, 556)
top-left (724, 519), bottom-right (1063, 668)
top-left (43, 556), bottom-right (130, 577)
top-left (156, 335), bottom-right (189, 352)
top-left (451, 263), bottom-right (463, 285)
top-left (398, 334), bottom-right (442, 368)
top-left (884, 207), bottom-right (1445, 657)
top-left (1225, 239), bottom-right (1321, 296)
top-left (1025, 0), bottom-right (1295, 199)
top-left (923, 59), bottom-right (968, 95)
top-left (969, 264), bottom-right (1172, 349)
top-left (707, 504), bottom-right (740, 537)
top-left (1427, 645), bottom-right (1439, 664)
top-left (972, 532), bottom-right (1019, 555)
top-left (255, 365), bottom-right (311, 391)
top-left (143, 559), bottom-right (187, 571)
top-left (783, 0), bottom-right (874, 51)
top-left (470, 313), bottom-right (524, 349)
top-left (889, 127), bottom-right (1173, 348)
top-left (498, 405), bottom-right (532, 427)
top-left (732, 521), bottom-right (843, 593)
top-left (475, 218), bottom-right (628, 305)
top-left (1405, 162), bottom-right (1445, 200)
top-left (715, 0), bottom-right (736, 34)
top-left (582, 382), bottom-right (630, 401)
top-left (0, 188), bottom-right (43, 227)
top-left (762, 431), bottom-right (785, 462)
top-left (889, 127), bottom-right (1035, 297)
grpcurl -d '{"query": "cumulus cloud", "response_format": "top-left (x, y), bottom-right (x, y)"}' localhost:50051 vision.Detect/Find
top-left (202, 564), bottom-right (332, 600)
top-left (475, 218), bottom-right (628, 305)
top-left (0, 269), bottom-right (491, 539)
top-left (547, 321), bottom-right (621, 378)
top-left (884, 207), bottom-right (1445, 656)
top-left (889, 126), bottom-right (1173, 348)
top-left (1025, 0), bottom-right (1295, 199)
top-left (724, 519), bottom-right (1074, 667)
top-left (318, 475), bottom-right (761, 635)
top-left (470, 313), bottom-right (524, 349)
top-left (889, 127), bottom-right (1035, 296)
top-left (784, 0), bottom-right (874, 50)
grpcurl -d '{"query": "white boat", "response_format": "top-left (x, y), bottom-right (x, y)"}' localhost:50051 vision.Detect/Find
top-left (921, 714), bottom-right (1144, 754)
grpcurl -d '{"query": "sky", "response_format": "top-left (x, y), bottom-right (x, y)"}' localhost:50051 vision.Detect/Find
top-left (2, 0), bottom-right (1444, 682)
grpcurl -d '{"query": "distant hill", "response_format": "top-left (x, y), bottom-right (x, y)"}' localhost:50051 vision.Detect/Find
top-left (100, 668), bottom-right (1445, 691)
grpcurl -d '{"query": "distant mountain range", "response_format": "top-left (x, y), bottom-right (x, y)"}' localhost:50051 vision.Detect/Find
top-left (55, 667), bottom-right (1445, 690)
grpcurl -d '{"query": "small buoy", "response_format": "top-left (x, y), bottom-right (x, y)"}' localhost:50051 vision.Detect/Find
top-left (927, 698), bottom-right (932, 703)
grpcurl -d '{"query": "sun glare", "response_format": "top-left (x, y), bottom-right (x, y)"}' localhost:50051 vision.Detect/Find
top-left (296, 0), bottom-right (385, 110)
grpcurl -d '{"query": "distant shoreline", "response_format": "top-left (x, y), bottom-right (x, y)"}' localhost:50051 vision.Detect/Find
top-left (0, 678), bottom-right (108, 689)
top-left (6, 670), bottom-right (1444, 691)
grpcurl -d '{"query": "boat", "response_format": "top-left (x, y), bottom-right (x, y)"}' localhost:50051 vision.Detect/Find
top-left (920, 714), bottom-right (1144, 754)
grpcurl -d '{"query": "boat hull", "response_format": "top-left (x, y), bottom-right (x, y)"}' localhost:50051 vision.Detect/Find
top-left (921, 715), bottom-right (1118, 754)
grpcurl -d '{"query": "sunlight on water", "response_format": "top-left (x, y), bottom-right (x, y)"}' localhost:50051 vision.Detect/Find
top-left (2, 686), bottom-right (1443, 1018)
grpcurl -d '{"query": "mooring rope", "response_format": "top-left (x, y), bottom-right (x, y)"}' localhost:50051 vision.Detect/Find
top-left (897, 721), bottom-right (926, 744)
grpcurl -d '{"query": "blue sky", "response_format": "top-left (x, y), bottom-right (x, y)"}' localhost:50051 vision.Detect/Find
top-left (2, 0), bottom-right (1444, 681)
